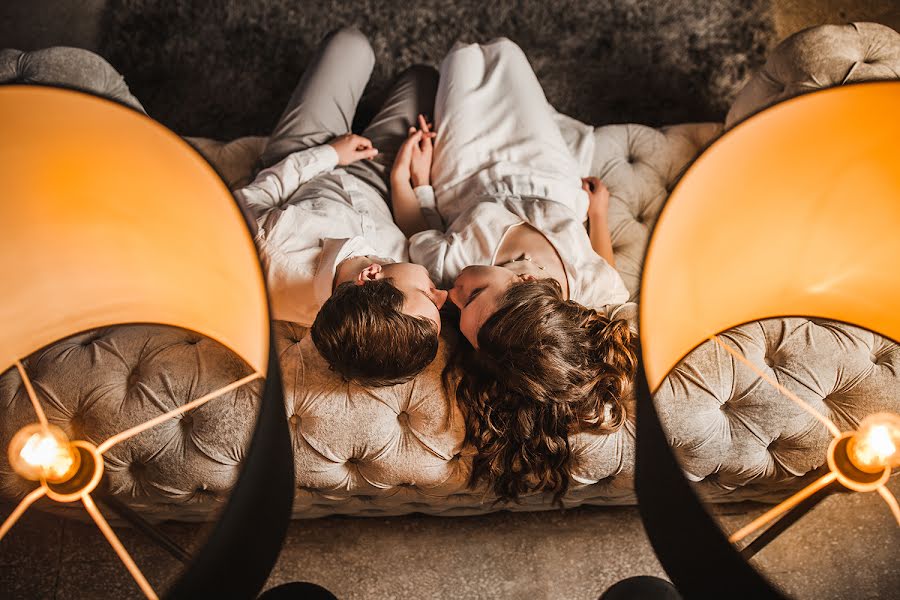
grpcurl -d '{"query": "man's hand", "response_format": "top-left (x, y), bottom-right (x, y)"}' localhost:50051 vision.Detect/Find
top-left (328, 133), bottom-right (378, 166)
top-left (392, 114), bottom-right (436, 187)
top-left (582, 176), bottom-right (610, 220)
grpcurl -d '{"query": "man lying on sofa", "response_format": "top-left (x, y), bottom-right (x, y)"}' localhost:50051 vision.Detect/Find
top-left (234, 27), bottom-right (449, 387)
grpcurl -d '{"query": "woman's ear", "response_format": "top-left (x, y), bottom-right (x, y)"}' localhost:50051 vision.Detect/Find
top-left (518, 273), bottom-right (537, 282)
top-left (355, 263), bottom-right (384, 285)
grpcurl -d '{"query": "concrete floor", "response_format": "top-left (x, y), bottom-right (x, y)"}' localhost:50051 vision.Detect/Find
top-left (2, 1), bottom-right (899, 599)
top-left (2, 478), bottom-right (898, 599)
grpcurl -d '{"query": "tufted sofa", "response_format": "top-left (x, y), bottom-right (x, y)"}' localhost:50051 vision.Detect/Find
top-left (2, 23), bottom-right (899, 520)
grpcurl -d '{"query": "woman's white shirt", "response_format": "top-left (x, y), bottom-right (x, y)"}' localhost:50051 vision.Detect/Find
top-left (409, 190), bottom-right (629, 310)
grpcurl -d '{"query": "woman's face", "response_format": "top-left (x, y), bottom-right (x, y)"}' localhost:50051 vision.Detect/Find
top-left (449, 265), bottom-right (530, 348)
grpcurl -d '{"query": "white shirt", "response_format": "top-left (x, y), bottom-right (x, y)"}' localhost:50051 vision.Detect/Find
top-left (409, 190), bottom-right (629, 310)
top-left (234, 144), bottom-right (407, 325)
top-left (417, 39), bottom-right (627, 311)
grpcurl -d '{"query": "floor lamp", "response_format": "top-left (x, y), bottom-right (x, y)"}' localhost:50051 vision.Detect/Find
top-left (0, 85), bottom-right (294, 599)
top-left (635, 81), bottom-right (900, 597)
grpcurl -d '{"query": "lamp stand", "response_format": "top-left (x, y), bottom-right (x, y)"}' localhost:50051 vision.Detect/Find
top-left (94, 491), bottom-right (192, 564)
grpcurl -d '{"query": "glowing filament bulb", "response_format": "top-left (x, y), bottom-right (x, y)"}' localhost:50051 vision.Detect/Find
top-left (7, 423), bottom-right (79, 483)
top-left (848, 412), bottom-right (900, 473)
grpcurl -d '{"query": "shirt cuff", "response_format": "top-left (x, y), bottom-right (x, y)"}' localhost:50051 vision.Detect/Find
top-left (309, 144), bottom-right (340, 171)
top-left (414, 185), bottom-right (444, 231)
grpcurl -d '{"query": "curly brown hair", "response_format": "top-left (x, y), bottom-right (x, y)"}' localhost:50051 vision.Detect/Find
top-left (312, 279), bottom-right (439, 387)
top-left (443, 278), bottom-right (636, 504)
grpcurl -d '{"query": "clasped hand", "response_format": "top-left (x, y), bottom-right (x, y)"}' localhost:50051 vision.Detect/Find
top-left (392, 114), bottom-right (436, 187)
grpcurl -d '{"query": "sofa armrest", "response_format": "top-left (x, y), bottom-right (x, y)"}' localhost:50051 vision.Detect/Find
top-left (726, 22), bottom-right (900, 129)
top-left (0, 47), bottom-right (146, 114)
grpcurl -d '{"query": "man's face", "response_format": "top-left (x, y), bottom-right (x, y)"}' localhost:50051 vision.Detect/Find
top-left (373, 262), bottom-right (448, 333)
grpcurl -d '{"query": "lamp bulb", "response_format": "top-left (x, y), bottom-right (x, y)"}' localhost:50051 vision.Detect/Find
top-left (848, 412), bottom-right (900, 473)
top-left (7, 423), bottom-right (80, 483)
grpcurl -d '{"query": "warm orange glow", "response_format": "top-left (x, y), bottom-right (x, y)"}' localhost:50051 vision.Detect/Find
top-left (0, 86), bottom-right (269, 375)
top-left (849, 412), bottom-right (900, 473)
top-left (640, 82), bottom-right (900, 392)
top-left (0, 85), bottom-right (269, 600)
top-left (7, 423), bottom-right (79, 483)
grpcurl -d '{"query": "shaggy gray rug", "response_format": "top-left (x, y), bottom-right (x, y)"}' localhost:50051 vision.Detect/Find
top-left (99, 0), bottom-right (776, 139)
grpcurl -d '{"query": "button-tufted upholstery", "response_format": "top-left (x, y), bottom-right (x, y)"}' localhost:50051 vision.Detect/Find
top-left (2, 23), bottom-right (899, 520)
top-left (726, 22), bottom-right (900, 129)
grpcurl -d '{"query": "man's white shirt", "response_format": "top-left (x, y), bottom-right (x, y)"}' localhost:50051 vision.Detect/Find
top-left (234, 145), bottom-right (407, 326)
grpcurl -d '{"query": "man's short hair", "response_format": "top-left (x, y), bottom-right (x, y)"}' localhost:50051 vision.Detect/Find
top-left (310, 279), bottom-right (440, 387)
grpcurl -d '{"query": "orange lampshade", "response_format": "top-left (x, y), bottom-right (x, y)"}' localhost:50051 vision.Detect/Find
top-left (0, 86), bottom-right (268, 373)
top-left (640, 82), bottom-right (900, 391)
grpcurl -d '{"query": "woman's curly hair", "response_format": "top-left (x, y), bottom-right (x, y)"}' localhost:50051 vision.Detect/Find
top-left (443, 278), bottom-right (637, 505)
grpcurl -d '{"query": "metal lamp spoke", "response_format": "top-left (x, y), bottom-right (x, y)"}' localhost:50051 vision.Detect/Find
top-left (15, 360), bottom-right (49, 430)
top-left (97, 372), bottom-right (262, 454)
top-left (876, 485), bottom-right (900, 525)
top-left (710, 336), bottom-right (841, 437)
top-left (0, 486), bottom-right (46, 542)
top-left (728, 471), bottom-right (837, 544)
top-left (82, 493), bottom-right (158, 600)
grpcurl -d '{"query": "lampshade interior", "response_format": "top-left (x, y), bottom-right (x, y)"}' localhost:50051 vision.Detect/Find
top-left (640, 82), bottom-right (900, 392)
top-left (0, 86), bottom-right (268, 374)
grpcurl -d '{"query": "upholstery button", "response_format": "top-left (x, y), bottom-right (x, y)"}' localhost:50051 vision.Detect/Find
top-left (397, 411), bottom-right (410, 425)
top-left (129, 462), bottom-right (146, 476)
top-left (764, 355), bottom-right (775, 368)
top-left (289, 414), bottom-right (301, 427)
top-left (69, 413), bottom-right (84, 436)
top-left (181, 415), bottom-right (193, 430)
top-left (347, 457), bottom-right (360, 465)
top-left (127, 367), bottom-right (141, 388)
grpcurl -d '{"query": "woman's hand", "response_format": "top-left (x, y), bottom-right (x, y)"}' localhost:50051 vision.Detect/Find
top-left (392, 114), bottom-right (436, 187)
top-left (328, 133), bottom-right (378, 166)
top-left (582, 176), bottom-right (610, 220)
top-left (583, 177), bottom-right (615, 267)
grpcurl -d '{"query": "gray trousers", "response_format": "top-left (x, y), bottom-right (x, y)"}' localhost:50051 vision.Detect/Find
top-left (259, 27), bottom-right (438, 199)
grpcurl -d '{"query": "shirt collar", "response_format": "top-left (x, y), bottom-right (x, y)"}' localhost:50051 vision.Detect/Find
top-left (313, 237), bottom-right (396, 306)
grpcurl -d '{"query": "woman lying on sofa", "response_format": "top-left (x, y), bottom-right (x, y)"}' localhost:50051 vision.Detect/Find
top-left (390, 39), bottom-right (638, 504)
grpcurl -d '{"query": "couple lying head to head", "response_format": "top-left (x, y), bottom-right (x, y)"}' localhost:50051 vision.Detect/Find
top-left (243, 27), bottom-right (636, 505)
top-left (311, 255), bottom-right (637, 504)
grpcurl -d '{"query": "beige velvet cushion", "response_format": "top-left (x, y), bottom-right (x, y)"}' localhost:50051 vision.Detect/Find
top-left (726, 22), bottom-right (900, 129)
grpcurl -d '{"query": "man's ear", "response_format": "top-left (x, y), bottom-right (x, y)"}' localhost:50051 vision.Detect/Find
top-left (355, 263), bottom-right (384, 286)
top-left (518, 273), bottom-right (537, 283)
